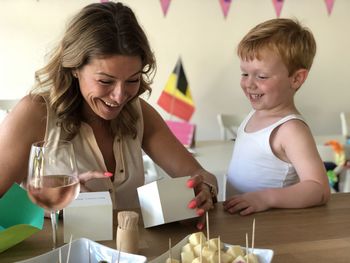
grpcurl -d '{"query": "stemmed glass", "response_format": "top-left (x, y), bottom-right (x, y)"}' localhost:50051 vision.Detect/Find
top-left (27, 140), bottom-right (80, 249)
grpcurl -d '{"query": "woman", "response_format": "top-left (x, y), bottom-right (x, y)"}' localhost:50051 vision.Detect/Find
top-left (0, 2), bottom-right (217, 229)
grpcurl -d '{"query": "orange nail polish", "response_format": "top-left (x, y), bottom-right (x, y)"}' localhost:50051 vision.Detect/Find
top-left (104, 172), bottom-right (113, 177)
top-left (188, 200), bottom-right (197, 209)
top-left (187, 179), bottom-right (195, 188)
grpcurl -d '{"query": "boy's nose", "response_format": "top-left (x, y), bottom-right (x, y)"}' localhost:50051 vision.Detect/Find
top-left (244, 77), bottom-right (257, 89)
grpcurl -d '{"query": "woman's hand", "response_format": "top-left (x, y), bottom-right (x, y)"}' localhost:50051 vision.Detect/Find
top-left (78, 171), bottom-right (113, 191)
top-left (43, 171), bottom-right (113, 218)
top-left (186, 174), bottom-right (217, 230)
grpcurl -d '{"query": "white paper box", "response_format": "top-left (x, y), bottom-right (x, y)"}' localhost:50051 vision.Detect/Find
top-left (63, 191), bottom-right (113, 242)
top-left (137, 176), bottom-right (198, 228)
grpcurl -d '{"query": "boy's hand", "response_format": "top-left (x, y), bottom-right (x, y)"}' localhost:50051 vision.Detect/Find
top-left (223, 191), bottom-right (269, 215)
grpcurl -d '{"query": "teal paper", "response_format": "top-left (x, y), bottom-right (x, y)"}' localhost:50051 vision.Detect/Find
top-left (0, 183), bottom-right (44, 253)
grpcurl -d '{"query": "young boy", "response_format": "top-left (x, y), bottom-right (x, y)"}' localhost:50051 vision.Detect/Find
top-left (224, 18), bottom-right (330, 215)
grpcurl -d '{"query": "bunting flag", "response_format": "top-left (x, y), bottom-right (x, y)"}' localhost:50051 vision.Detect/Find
top-left (100, 0), bottom-right (109, 2)
top-left (157, 58), bottom-right (195, 122)
top-left (219, 0), bottom-right (233, 19)
top-left (325, 0), bottom-right (335, 15)
top-left (272, 0), bottom-right (284, 18)
top-left (160, 0), bottom-right (171, 17)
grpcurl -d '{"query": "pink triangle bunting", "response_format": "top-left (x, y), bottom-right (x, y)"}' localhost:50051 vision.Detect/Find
top-left (219, 0), bottom-right (233, 19)
top-left (272, 0), bottom-right (284, 18)
top-left (160, 0), bottom-right (171, 17)
top-left (325, 0), bottom-right (335, 15)
top-left (100, 0), bottom-right (109, 2)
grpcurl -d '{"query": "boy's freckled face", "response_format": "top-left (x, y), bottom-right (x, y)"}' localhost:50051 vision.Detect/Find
top-left (239, 49), bottom-right (295, 112)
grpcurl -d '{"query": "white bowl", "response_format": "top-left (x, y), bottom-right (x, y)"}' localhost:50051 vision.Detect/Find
top-left (17, 238), bottom-right (146, 263)
top-left (149, 235), bottom-right (274, 263)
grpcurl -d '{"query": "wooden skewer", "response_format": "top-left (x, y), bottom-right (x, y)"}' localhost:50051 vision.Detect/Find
top-left (200, 234), bottom-right (203, 263)
top-left (252, 218), bottom-right (255, 254)
top-left (117, 241), bottom-right (121, 263)
top-left (218, 236), bottom-right (221, 263)
top-left (246, 233), bottom-right (249, 263)
top-left (206, 211), bottom-right (210, 245)
top-left (88, 242), bottom-right (91, 263)
top-left (66, 234), bottom-right (73, 263)
top-left (168, 238), bottom-right (172, 261)
top-left (58, 247), bottom-right (62, 263)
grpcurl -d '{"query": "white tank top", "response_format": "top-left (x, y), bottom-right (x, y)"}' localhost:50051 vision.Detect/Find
top-left (226, 111), bottom-right (304, 198)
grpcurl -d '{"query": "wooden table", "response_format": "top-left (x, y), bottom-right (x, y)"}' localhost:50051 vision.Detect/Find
top-left (1, 193), bottom-right (350, 262)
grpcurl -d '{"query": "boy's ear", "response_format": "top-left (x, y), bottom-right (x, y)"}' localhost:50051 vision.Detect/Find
top-left (291, 69), bottom-right (309, 91)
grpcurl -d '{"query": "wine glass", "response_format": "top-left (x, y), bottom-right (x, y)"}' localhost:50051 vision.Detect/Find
top-left (27, 140), bottom-right (80, 249)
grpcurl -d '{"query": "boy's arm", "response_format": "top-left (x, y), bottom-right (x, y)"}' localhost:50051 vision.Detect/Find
top-left (224, 119), bottom-right (331, 215)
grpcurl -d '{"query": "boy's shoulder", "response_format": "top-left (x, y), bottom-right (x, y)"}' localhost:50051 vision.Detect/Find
top-left (276, 116), bottom-right (312, 142)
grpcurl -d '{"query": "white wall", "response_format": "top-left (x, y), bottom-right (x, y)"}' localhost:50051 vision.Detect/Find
top-left (1, 0), bottom-right (349, 140)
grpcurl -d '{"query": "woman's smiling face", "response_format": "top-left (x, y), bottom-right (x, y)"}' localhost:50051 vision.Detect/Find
top-left (76, 55), bottom-right (142, 121)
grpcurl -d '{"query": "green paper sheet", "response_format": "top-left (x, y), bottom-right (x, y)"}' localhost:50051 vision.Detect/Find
top-left (0, 183), bottom-right (44, 253)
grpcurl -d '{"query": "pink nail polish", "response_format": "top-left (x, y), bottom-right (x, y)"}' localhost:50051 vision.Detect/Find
top-left (188, 200), bottom-right (197, 209)
top-left (197, 222), bottom-right (204, 230)
top-left (104, 172), bottom-right (113, 177)
top-left (187, 179), bottom-right (195, 188)
top-left (196, 209), bottom-right (205, 216)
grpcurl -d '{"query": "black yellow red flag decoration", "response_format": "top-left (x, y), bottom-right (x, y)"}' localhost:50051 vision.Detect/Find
top-left (157, 58), bottom-right (195, 121)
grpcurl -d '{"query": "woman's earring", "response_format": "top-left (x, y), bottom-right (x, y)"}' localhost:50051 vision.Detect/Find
top-left (72, 72), bottom-right (78, 78)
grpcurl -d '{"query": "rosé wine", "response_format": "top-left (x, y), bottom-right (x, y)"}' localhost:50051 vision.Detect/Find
top-left (28, 175), bottom-right (80, 211)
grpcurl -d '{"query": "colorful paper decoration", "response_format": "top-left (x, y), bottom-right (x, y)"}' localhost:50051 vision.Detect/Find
top-left (325, 0), bottom-right (335, 15)
top-left (272, 0), bottom-right (284, 18)
top-left (165, 120), bottom-right (196, 148)
top-left (100, 0), bottom-right (109, 2)
top-left (160, 0), bottom-right (171, 17)
top-left (157, 57), bottom-right (195, 122)
top-left (0, 183), bottom-right (44, 253)
top-left (219, 0), bottom-right (233, 19)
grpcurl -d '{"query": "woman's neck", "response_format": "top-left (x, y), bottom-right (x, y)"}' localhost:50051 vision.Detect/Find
top-left (81, 102), bottom-right (111, 128)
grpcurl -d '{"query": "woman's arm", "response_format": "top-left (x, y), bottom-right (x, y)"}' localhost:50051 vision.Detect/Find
top-left (0, 95), bottom-right (46, 196)
top-left (140, 99), bottom-right (218, 228)
top-left (140, 99), bottom-right (217, 188)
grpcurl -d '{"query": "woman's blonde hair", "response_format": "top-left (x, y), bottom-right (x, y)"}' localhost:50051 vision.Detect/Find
top-left (31, 2), bottom-right (156, 139)
top-left (237, 18), bottom-right (316, 76)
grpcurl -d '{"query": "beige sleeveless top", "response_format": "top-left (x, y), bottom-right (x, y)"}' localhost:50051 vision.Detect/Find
top-left (44, 97), bottom-right (145, 209)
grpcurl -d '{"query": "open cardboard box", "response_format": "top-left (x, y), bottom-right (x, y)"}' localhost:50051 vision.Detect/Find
top-left (63, 191), bottom-right (113, 242)
top-left (137, 176), bottom-right (198, 228)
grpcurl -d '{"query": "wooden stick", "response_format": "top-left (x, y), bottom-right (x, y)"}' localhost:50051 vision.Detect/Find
top-left (117, 242), bottom-right (121, 263)
top-left (246, 233), bottom-right (249, 263)
top-left (206, 211), bottom-right (210, 246)
top-left (252, 218), bottom-right (255, 254)
top-left (169, 238), bottom-right (172, 261)
top-left (58, 248), bottom-right (62, 263)
top-left (88, 242), bottom-right (91, 263)
top-left (218, 236), bottom-right (221, 263)
top-left (200, 234), bottom-right (203, 263)
top-left (66, 234), bottom-right (73, 263)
